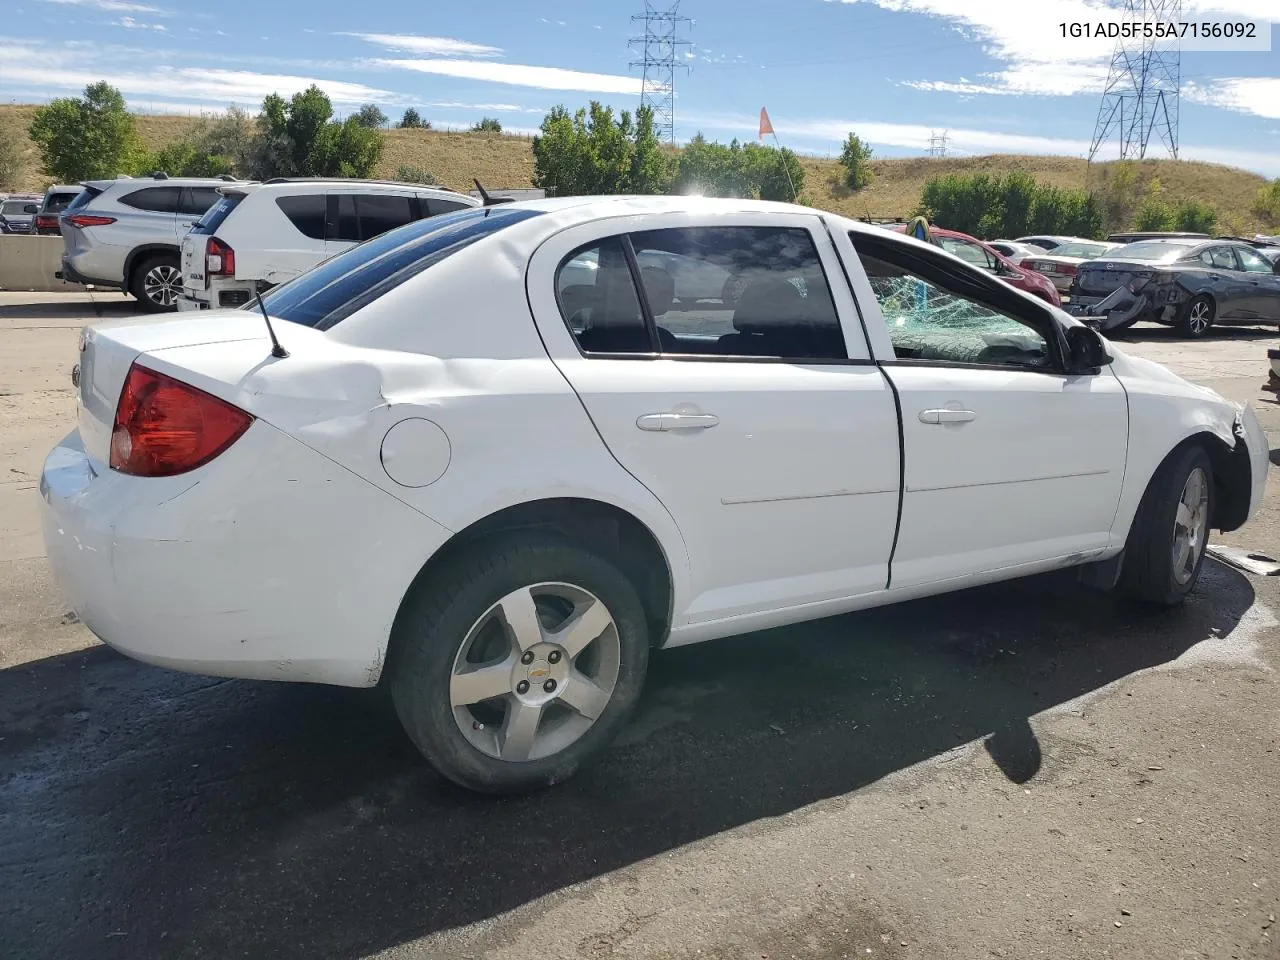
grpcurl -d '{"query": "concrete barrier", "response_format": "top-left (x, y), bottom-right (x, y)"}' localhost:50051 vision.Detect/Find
top-left (0, 235), bottom-right (77, 292)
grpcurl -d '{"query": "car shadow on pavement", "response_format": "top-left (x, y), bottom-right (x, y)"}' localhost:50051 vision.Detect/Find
top-left (1112, 323), bottom-right (1277, 344)
top-left (0, 561), bottom-right (1258, 959)
top-left (0, 298), bottom-right (139, 321)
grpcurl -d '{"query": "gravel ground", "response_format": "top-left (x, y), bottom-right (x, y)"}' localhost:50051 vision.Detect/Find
top-left (1, 293), bottom-right (1277, 960)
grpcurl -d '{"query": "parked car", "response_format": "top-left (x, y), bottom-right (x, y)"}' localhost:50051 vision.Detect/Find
top-left (41, 196), bottom-right (1268, 794)
top-left (1012, 235), bottom-right (1078, 252)
top-left (895, 224), bottom-right (1061, 305)
top-left (1017, 239), bottom-right (1120, 293)
top-left (1068, 238), bottom-right (1280, 336)
top-left (33, 185), bottom-right (83, 235)
top-left (1260, 247), bottom-right (1280, 266)
top-left (178, 179), bottom-right (478, 311)
top-left (989, 239), bottom-right (1040, 262)
top-left (0, 195), bottom-right (42, 234)
top-left (1107, 231), bottom-right (1211, 245)
top-left (58, 173), bottom-right (248, 312)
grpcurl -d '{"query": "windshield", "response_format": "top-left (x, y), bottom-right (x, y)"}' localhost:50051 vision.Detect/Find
top-left (1108, 240), bottom-right (1198, 262)
top-left (1053, 242), bottom-right (1111, 259)
top-left (258, 205), bottom-right (543, 330)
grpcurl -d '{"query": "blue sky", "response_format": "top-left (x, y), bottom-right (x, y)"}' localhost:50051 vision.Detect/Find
top-left (2, 0), bottom-right (1278, 174)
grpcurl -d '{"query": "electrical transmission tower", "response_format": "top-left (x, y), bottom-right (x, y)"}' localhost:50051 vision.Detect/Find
top-left (927, 130), bottom-right (949, 157)
top-left (629, 1), bottom-right (692, 144)
top-left (1088, 0), bottom-right (1181, 162)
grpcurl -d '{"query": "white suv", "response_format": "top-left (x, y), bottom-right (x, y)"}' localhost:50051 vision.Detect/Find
top-left (178, 179), bottom-right (479, 311)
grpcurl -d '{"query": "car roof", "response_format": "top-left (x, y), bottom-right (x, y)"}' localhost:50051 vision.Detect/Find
top-left (83, 176), bottom-right (252, 191)
top-left (244, 179), bottom-right (475, 196)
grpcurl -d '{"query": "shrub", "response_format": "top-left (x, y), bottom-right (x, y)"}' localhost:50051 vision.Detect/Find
top-left (1174, 198), bottom-right (1217, 234)
top-left (533, 102), bottom-right (672, 197)
top-left (398, 108), bottom-right (429, 129)
top-left (28, 82), bottom-right (144, 181)
top-left (917, 172), bottom-right (1102, 240)
top-left (1254, 179), bottom-right (1280, 227)
top-left (394, 164), bottom-right (437, 184)
top-left (472, 117), bottom-right (503, 133)
top-left (355, 104), bottom-right (388, 129)
top-left (838, 132), bottom-right (874, 191)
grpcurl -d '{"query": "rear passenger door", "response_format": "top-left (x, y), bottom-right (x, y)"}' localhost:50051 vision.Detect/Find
top-left (116, 185), bottom-right (183, 243)
top-left (327, 193), bottom-right (419, 255)
top-left (527, 212), bottom-right (903, 629)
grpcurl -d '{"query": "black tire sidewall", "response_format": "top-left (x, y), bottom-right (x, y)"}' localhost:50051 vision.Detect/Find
top-left (130, 253), bottom-right (179, 312)
top-left (390, 533), bottom-right (650, 794)
top-left (1178, 295), bottom-right (1214, 339)
top-left (1122, 445), bottom-right (1215, 604)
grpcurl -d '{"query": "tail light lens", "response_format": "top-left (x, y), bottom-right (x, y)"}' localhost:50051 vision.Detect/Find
top-left (35, 214), bottom-right (58, 230)
top-left (110, 364), bottom-right (252, 477)
top-left (1061, 264), bottom-right (1078, 276)
top-left (65, 214), bottom-right (117, 228)
top-left (206, 237), bottom-right (235, 276)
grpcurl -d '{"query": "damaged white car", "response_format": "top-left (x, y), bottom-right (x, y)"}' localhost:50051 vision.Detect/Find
top-left (42, 197), bottom-right (1268, 794)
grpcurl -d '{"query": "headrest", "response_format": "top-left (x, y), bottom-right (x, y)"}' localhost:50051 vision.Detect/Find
top-left (640, 266), bottom-right (675, 316)
top-left (732, 277), bottom-right (806, 333)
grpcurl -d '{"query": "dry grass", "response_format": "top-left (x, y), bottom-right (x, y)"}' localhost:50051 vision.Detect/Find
top-left (2, 103), bottom-right (1271, 232)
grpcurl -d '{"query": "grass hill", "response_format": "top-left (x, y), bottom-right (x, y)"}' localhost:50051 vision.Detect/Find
top-left (2, 104), bottom-right (1272, 234)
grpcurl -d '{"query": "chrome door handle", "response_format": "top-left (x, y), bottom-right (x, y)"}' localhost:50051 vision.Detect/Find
top-left (919, 408), bottom-right (976, 424)
top-left (636, 412), bottom-right (720, 432)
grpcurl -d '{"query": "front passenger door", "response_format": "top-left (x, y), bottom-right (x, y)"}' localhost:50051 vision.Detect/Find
top-left (1234, 246), bottom-right (1280, 320)
top-left (847, 231), bottom-right (1128, 589)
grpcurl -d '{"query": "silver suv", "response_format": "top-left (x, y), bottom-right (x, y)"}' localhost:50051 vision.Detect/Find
top-left (58, 174), bottom-right (250, 311)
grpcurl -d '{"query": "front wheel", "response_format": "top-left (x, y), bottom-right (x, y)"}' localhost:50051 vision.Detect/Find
top-left (1118, 445), bottom-right (1215, 605)
top-left (1176, 295), bottom-right (1214, 339)
top-left (389, 533), bottom-right (650, 794)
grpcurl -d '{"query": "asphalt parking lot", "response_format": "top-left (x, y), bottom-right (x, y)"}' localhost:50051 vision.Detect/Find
top-left (2, 291), bottom-right (1279, 960)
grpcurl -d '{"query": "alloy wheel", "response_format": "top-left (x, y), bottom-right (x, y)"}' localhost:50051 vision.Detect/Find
top-left (449, 582), bottom-right (621, 763)
top-left (1171, 466), bottom-right (1210, 586)
top-left (1188, 300), bottom-right (1212, 336)
top-left (143, 264), bottom-right (181, 308)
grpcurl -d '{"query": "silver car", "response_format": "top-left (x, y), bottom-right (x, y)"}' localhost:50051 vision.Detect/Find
top-left (59, 174), bottom-right (248, 312)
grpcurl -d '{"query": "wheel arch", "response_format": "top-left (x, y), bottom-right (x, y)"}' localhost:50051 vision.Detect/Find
top-left (123, 243), bottom-right (180, 286)
top-left (1130, 429), bottom-right (1250, 536)
top-left (382, 497), bottom-right (677, 685)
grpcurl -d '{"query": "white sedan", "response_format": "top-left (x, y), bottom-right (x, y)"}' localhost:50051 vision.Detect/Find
top-left (42, 197), bottom-right (1268, 794)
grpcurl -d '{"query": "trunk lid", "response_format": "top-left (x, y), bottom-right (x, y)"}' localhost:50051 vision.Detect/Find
top-left (75, 312), bottom-right (275, 463)
top-left (1075, 259), bottom-right (1159, 296)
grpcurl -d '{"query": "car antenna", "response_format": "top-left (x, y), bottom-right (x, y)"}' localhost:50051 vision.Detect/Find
top-left (253, 286), bottom-right (289, 359)
top-left (473, 179), bottom-right (515, 206)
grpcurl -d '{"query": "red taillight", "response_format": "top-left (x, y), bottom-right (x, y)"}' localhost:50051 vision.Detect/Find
top-left (35, 214), bottom-right (58, 229)
top-left (64, 214), bottom-right (117, 228)
top-left (1061, 264), bottom-right (1078, 276)
top-left (110, 364), bottom-right (252, 477)
top-left (206, 237), bottom-right (236, 276)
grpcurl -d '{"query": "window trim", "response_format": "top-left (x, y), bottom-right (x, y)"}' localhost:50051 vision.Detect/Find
top-left (849, 230), bottom-right (1069, 375)
top-left (553, 224), bottom-right (863, 365)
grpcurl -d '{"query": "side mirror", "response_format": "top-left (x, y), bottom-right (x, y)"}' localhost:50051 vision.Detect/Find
top-left (1066, 324), bottom-right (1112, 373)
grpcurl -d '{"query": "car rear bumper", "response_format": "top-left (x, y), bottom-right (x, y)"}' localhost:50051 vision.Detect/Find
top-left (59, 257), bottom-right (121, 289)
top-left (40, 422), bottom-right (451, 688)
top-left (180, 279), bottom-right (255, 311)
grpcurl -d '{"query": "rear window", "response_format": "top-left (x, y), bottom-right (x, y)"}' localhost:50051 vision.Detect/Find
top-left (190, 193), bottom-right (244, 235)
top-left (43, 190), bottom-right (81, 214)
top-left (1109, 241), bottom-right (1198, 262)
top-left (118, 186), bottom-right (182, 213)
top-left (64, 186), bottom-right (103, 213)
top-left (259, 206), bottom-right (542, 330)
top-left (181, 187), bottom-right (222, 216)
top-left (275, 194), bottom-right (326, 240)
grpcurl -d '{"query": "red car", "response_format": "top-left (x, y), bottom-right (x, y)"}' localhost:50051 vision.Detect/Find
top-left (893, 224), bottom-right (1062, 307)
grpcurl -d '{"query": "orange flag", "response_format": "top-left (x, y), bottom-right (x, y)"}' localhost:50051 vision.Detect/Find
top-left (758, 107), bottom-right (774, 140)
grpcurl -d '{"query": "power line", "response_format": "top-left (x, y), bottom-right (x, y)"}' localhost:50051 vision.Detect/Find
top-left (1089, 0), bottom-right (1181, 162)
top-left (629, 1), bottom-right (692, 144)
top-left (928, 130), bottom-right (949, 157)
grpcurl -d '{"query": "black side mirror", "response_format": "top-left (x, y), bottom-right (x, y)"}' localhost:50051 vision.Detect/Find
top-left (1066, 324), bottom-right (1112, 373)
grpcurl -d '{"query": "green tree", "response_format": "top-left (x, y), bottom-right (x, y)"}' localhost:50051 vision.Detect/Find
top-left (532, 102), bottom-right (672, 197)
top-left (1254, 179), bottom-right (1280, 227)
top-left (398, 107), bottom-right (428, 129)
top-left (742, 141), bottom-right (804, 201)
top-left (355, 104), bottom-right (388, 129)
top-left (141, 141), bottom-right (234, 178)
top-left (918, 172), bottom-right (1102, 240)
top-left (195, 106), bottom-right (255, 174)
top-left (472, 117), bottom-right (503, 133)
top-left (1134, 196), bottom-right (1175, 231)
top-left (28, 81), bottom-right (143, 181)
top-left (838, 132), bottom-right (874, 191)
top-left (249, 86), bottom-right (382, 179)
top-left (1174, 198), bottom-right (1217, 234)
top-left (394, 163), bottom-right (437, 184)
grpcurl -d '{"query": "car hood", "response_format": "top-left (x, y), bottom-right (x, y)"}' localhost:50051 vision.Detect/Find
top-left (1106, 342), bottom-right (1233, 405)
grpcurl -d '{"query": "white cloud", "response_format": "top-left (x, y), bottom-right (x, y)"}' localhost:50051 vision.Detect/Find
top-left (1185, 77), bottom-right (1280, 120)
top-left (420, 100), bottom-right (546, 114)
top-left (115, 14), bottom-right (165, 29)
top-left (374, 58), bottom-right (643, 94)
top-left (0, 61), bottom-right (397, 106)
top-left (338, 32), bottom-right (503, 57)
top-left (38, 0), bottom-right (163, 11)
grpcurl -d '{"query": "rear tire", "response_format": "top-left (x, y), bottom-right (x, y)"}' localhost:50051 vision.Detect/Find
top-left (389, 532), bottom-right (650, 794)
top-left (129, 253), bottom-right (181, 313)
top-left (1118, 445), bottom-right (1215, 606)
top-left (1176, 295), bottom-right (1214, 339)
